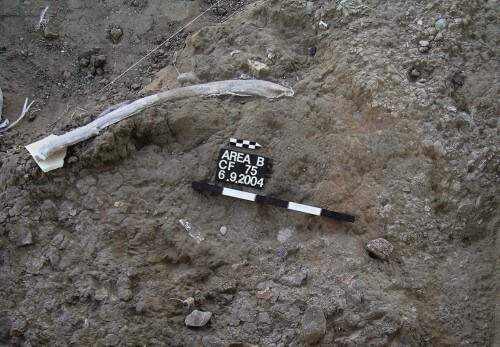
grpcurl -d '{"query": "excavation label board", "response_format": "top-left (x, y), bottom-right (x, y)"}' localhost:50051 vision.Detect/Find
top-left (215, 148), bottom-right (269, 189)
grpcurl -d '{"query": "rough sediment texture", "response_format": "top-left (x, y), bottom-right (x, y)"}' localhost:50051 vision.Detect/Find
top-left (0, 0), bottom-right (498, 345)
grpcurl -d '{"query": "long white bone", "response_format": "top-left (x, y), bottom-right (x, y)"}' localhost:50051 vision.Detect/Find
top-left (26, 79), bottom-right (294, 172)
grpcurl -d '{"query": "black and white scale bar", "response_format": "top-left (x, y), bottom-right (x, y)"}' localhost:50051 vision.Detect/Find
top-left (192, 181), bottom-right (355, 223)
top-left (229, 138), bottom-right (262, 150)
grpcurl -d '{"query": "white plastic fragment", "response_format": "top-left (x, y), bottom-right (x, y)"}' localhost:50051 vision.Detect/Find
top-left (25, 135), bottom-right (67, 172)
top-left (35, 6), bottom-right (49, 31)
top-left (26, 79), bottom-right (293, 172)
top-left (179, 219), bottom-right (204, 244)
top-left (0, 98), bottom-right (35, 132)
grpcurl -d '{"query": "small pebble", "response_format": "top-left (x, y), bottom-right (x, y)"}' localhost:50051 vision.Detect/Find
top-left (220, 226), bottom-right (227, 235)
top-left (434, 32), bottom-right (443, 41)
top-left (435, 18), bottom-right (447, 30)
top-left (410, 69), bottom-right (421, 78)
top-left (302, 306), bottom-right (326, 344)
top-left (308, 47), bottom-right (317, 56)
top-left (69, 209), bottom-right (77, 216)
top-left (109, 27), bottom-right (123, 43)
top-left (305, 1), bottom-right (314, 14)
top-left (366, 238), bottom-right (393, 260)
top-left (177, 72), bottom-right (200, 86)
top-left (19, 230), bottom-right (33, 246)
top-left (256, 287), bottom-right (272, 300)
top-left (130, 83), bottom-right (141, 91)
top-left (247, 60), bottom-right (270, 78)
top-left (419, 46), bottom-right (429, 53)
top-left (419, 40), bottom-right (430, 47)
top-left (43, 27), bottom-right (59, 40)
top-left (185, 310), bottom-right (212, 327)
top-left (318, 20), bottom-right (328, 30)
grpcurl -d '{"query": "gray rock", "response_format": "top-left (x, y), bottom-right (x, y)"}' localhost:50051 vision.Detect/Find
top-left (305, 2), bottom-right (314, 14)
top-left (419, 46), bottom-right (429, 53)
top-left (302, 306), bottom-right (326, 345)
top-left (434, 32), bottom-right (443, 41)
top-left (366, 238), bottom-right (393, 259)
top-left (109, 27), bottom-right (123, 43)
top-left (280, 268), bottom-right (308, 287)
top-left (43, 27), bottom-right (59, 39)
top-left (258, 312), bottom-right (271, 324)
top-left (419, 40), bottom-right (430, 47)
top-left (435, 18), bottom-right (447, 30)
top-left (105, 333), bottom-right (119, 346)
top-left (410, 69), bottom-right (421, 78)
top-left (185, 310), bottom-right (212, 327)
top-left (41, 199), bottom-right (58, 221)
top-left (177, 72), bottom-right (200, 86)
top-left (19, 229), bottom-right (33, 246)
top-left (130, 83), bottom-right (141, 90)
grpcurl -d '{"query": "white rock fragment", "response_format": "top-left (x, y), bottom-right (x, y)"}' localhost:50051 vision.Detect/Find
top-left (185, 310), bottom-right (212, 327)
top-left (230, 50), bottom-right (240, 56)
top-left (366, 238), bottom-right (393, 260)
top-left (318, 20), bottom-right (328, 30)
top-left (220, 226), bottom-right (227, 235)
top-left (419, 40), bottom-right (430, 47)
top-left (184, 297), bottom-right (195, 308)
top-left (247, 60), bottom-right (270, 78)
top-left (179, 219), bottom-right (204, 244)
top-left (256, 287), bottom-right (272, 300)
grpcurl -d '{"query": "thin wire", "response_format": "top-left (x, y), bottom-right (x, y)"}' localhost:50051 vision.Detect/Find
top-left (97, 2), bottom-right (218, 95)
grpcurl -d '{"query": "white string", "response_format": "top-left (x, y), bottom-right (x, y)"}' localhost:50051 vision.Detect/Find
top-left (97, 2), bottom-right (219, 94)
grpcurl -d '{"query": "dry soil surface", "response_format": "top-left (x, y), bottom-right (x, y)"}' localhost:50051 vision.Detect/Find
top-left (0, 0), bottom-right (499, 346)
